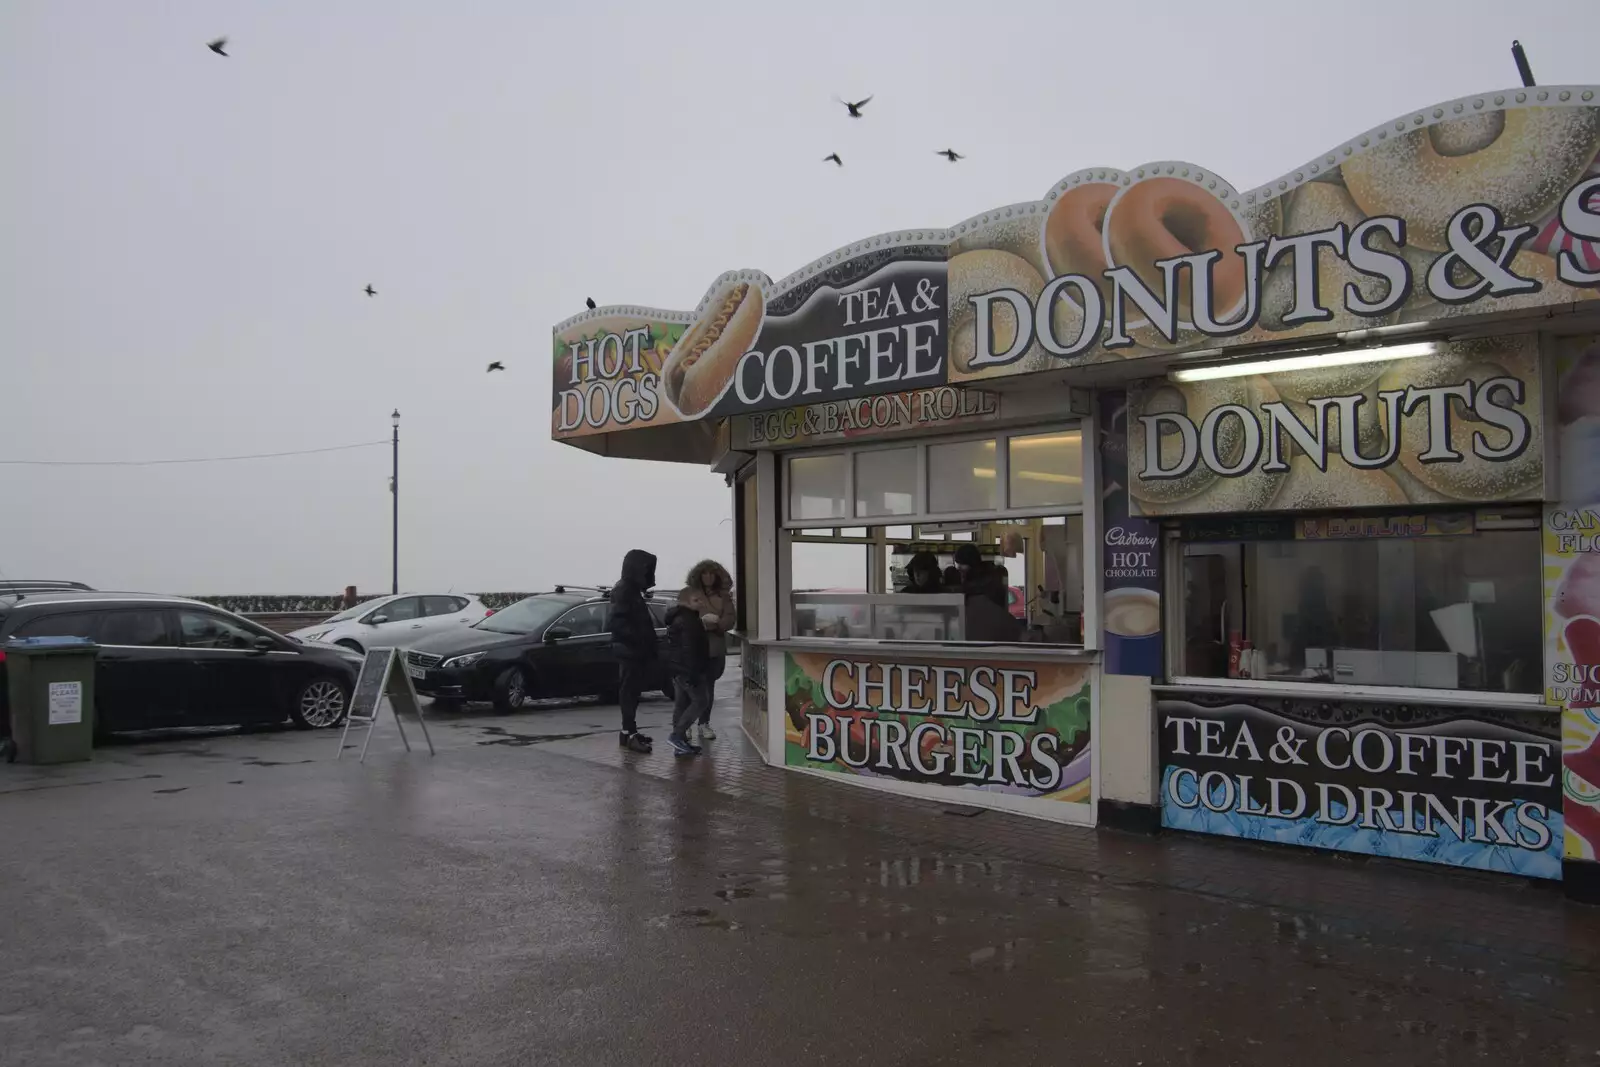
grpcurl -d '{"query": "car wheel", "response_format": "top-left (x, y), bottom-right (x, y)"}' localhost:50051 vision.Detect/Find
top-left (290, 676), bottom-right (350, 729)
top-left (492, 667), bottom-right (531, 714)
top-left (335, 639), bottom-right (364, 654)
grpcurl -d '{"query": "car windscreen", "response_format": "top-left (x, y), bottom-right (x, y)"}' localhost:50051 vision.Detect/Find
top-left (473, 596), bottom-right (577, 635)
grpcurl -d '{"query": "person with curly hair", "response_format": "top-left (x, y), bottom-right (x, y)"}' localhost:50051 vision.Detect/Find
top-left (676, 559), bottom-right (736, 743)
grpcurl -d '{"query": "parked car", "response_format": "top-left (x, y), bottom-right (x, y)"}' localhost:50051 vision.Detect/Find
top-left (0, 591), bottom-right (361, 735)
top-left (287, 592), bottom-right (492, 653)
top-left (403, 590), bottom-right (675, 713)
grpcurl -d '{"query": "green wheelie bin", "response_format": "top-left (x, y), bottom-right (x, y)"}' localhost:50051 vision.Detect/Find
top-left (3, 636), bottom-right (99, 764)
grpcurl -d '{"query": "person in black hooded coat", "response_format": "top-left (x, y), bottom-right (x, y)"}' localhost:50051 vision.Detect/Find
top-left (609, 548), bottom-right (658, 750)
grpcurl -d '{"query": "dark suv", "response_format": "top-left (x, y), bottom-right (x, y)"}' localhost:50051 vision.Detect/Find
top-left (403, 589), bottom-right (676, 712)
top-left (0, 592), bottom-right (361, 735)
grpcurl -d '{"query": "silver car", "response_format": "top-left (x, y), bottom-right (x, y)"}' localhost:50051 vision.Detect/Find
top-left (288, 593), bottom-right (492, 654)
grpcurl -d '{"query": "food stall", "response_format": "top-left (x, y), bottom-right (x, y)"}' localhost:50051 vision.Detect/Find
top-left (554, 85), bottom-right (1600, 899)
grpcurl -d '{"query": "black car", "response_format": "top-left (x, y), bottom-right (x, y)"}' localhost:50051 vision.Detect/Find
top-left (0, 591), bottom-right (361, 735)
top-left (403, 590), bottom-right (675, 713)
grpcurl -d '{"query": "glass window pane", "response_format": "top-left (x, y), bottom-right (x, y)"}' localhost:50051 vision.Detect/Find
top-left (790, 541), bottom-right (867, 593)
top-left (789, 454), bottom-right (849, 521)
top-left (100, 610), bottom-right (174, 647)
top-left (14, 612), bottom-right (98, 639)
top-left (178, 611), bottom-right (259, 650)
top-left (422, 596), bottom-right (460, 617)
top-left (854, 448), bottom-right (917, 517)
top-left (1008, 431), bottom-right (1083, 508)
top-left (1179, 528), bottom-right (1540, 694)
top-left (556, 603), bottom-right (606, 636)
top-left (928, 439), bottom-right (998, 513)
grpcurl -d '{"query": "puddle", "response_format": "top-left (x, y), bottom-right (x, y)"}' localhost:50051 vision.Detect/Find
top-left (648, 907), bottom-right (744, 932)
top-left (475, 726), bottom-right (597, 747)
top-left (240, 759), bottom-right (314, 768)
top-left (0, 773), bottom-right (163, 794)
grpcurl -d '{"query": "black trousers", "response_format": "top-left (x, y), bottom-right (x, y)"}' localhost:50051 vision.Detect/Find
top-left (618, 658), bottom-right (644, 734)
top-left (698, 655), bottom-right (727, 724)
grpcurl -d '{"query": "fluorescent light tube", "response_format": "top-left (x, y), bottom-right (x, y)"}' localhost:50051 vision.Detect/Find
top-left (1169, 341), bottom-right (1438, 383)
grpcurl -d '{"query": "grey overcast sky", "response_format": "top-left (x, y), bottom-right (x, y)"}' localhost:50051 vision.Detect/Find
top-left (3, 1), bottom-right (1597, 596)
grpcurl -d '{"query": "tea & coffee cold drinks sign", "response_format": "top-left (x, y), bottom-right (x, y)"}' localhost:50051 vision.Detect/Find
top-left (1158, 691), bottom-right (1563, 878)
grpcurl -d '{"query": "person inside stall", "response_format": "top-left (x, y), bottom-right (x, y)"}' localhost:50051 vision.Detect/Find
top-left (1287, 565), bottom-right (1336, 674)
top-left (961, 555), bottom-right (1023, 643)
top-left (954, 543), bottom-right (983, 586)
top-left (900, 551), bottom-right (944, 595)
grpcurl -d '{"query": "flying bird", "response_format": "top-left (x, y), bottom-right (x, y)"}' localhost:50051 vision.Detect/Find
top-left (364, 285), bottom-right (376, 297)
top-left (837, 95), bottom-right (872, 118)
top-left (823, 153), bottom-right (843, 167)
top-left (207, 37), bottom-right (228, 56)
top-left (585, 297), bottom-right (597, 310)
top-left (486, 361), bottom-right (505, 373)
top-left (936, 149), bottom-right (964, 162)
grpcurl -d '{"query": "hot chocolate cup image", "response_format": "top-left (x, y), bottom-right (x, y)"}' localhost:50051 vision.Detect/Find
top-left (1103, 587), bottom-right (1162, 676)
top-left (1103, 587), bottom-right (1160, 637)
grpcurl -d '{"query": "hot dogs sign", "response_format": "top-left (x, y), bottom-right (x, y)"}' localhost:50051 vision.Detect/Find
top-left (553, 88), bottom-right (1600, 442)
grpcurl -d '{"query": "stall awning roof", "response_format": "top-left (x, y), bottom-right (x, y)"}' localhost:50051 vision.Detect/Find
top-left (552, 85), bottom-right (1600, 463)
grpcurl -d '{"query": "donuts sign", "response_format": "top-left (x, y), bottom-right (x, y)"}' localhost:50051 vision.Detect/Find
top-left (1125, 334), bottom-right (1546, 516)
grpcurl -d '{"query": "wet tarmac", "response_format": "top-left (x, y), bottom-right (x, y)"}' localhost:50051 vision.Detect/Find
top-left (2, 682), bottom-right (1597, 1065)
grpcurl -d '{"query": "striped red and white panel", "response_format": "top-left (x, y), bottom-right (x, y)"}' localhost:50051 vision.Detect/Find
top-left (1529, 152), bottom-right (1600, 274)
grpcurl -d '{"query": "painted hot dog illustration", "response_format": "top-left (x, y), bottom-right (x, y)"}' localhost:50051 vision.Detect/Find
top-left (661, 280), bottom-right (765, 417)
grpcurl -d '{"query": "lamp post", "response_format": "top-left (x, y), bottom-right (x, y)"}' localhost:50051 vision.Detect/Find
top-left (391, 409), bottom-right (400, 595)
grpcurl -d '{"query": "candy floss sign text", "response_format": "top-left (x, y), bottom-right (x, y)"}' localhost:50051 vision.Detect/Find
top-left (1545, 338), bottom-right (1600, 865)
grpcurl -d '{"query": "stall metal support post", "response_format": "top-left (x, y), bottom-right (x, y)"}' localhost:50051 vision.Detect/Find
top-left (391, 409), bottom-right (400, 596)
top-left (756, 451), bottom-right (781, 642)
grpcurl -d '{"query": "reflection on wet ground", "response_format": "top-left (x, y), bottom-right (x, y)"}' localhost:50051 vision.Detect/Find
top-left (0, 685), bottom-right (1595, 1065)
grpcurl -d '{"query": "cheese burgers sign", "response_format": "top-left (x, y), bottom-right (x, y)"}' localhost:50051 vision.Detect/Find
top-left (553, 87), bottom-right (1600, 442)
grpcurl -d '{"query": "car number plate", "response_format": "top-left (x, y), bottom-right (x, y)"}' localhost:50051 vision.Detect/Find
top-left (405, 663), bottom-right (427, 680)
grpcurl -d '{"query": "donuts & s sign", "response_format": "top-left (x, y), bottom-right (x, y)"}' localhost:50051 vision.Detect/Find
top-left (554, 87), bottom-right (1600, 443)
top-left (1124, 334), bottom-right (1544, 516)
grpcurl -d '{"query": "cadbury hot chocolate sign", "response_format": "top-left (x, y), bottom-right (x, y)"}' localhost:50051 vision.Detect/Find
top-left (554, 87), bottom-right (1600, 444)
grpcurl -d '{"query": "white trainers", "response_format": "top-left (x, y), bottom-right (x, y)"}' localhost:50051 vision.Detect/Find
top-left (697, 723), bottom-right (717, 741)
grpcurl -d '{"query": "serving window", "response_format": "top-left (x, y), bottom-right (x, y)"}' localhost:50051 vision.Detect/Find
top-left (1171, 510), bottom-right (1543, 696)
top-left (782, 426), bottom-right (1084, 527)
top-left (785, 516), bottom-right (1086, 647)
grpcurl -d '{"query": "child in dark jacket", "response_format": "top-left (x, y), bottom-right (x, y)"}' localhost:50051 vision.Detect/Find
top-left (662, 604), bottom-right (710, 757)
